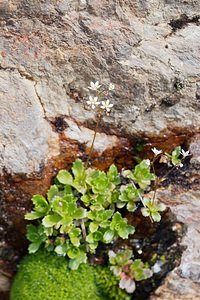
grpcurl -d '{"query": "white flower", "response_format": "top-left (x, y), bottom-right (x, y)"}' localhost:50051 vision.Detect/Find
top-left (108, 250), bottom-right (116, 258)
top-left (88, 81), bottom-right (101, 91)
top-left (109, 83), bottom-right (115, 90)
top-left (152, 147), bottom-right (162, 156)
top-left (87, 96), bottom-right (100, 109)
top-left (181, 149), bottom-right (190, 157)
top-left (101, 99), bottom-right (113, 112)
top-left (119, 276), bottom-right (136, 294)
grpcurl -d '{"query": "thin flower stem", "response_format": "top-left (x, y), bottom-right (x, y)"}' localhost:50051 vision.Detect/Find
top-left (80, 219), bottom-right (89, 253)
top-left (152, 158), bottom-right (183, 204)
top-left (131, 181), bottom-right (153, 223)
top-left (84, 111), bottom-right (101, 169)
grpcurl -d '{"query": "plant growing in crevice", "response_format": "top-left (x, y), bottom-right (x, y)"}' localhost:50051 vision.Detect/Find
top-left (24, 80), bottom-right (190, 296)
top-left (108, 250), bottom-right (152, 294)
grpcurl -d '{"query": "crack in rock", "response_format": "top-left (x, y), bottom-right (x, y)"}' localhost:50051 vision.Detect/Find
top-left (0, 63), bottom-right (47, 118)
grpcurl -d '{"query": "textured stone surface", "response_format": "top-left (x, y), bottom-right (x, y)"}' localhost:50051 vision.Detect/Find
top-left (0, 1), bottom-right (200, 299)
top-left (0, 69), bottom-right (60, 174)
top-left (150, 169), bottom-right (200, 300)
top-left (0, 0), bottom-right (199, 160)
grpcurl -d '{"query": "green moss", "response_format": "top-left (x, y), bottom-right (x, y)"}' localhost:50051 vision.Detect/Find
top-left (96, 267), bottom-right (131, 300)
top-left (11, 250), bottom-right (130, 300)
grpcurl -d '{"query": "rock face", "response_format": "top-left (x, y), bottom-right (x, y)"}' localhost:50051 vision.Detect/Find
top-left (0, 0), bottom-right (200, 299)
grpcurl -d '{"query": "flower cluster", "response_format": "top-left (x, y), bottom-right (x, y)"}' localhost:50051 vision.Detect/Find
top-left (87, 81), bottom-right (114, 114)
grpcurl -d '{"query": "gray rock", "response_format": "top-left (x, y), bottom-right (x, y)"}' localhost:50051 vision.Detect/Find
top-left (0, 2), bottom-right (200, 298)
top-left (0, 69), bottom-right (59, 174)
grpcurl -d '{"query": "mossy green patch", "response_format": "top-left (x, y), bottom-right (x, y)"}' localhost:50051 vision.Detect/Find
top-left (11, 250), bottom-right (130, 300)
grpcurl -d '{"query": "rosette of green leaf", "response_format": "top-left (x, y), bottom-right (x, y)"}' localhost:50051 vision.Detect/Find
top-left (129, 259), bottom-right (153, 281)
top-left (118, 185), bottom-right (141, 211)
top-left (68, 226), bottom-right (82, 247)
top-left (42, 195), bottom-right (86, 232)
top-left (122, 159), bottom-right (155, 189)
top-left (86, 231), bottom-right (104, 252)
top-left (25, 194), bottom-right (50, 220)
top-left (67, 244), bottom-right (87, 270)
top-left (26, 224), bottom-right (48, 253)
top-left (86, 209), bottom-right (113, 247)
top-left (103, 212), bottom-right (135, 243)
top-left (54, 240), bottom-right (87, 270)
top-left (56, 159), bottom-right (87, 194)
top-left (82, 193), bottom-right (107, 208)
top-left (107, 164), bottom-right (121, 185)
top-left (86, 169), bottom-right (114, 195)
top-left (87, 209), bottom-right (113, 223)
top-left (141, 198), bottom-right (166, 222)
top-left (109, 250), bottom-right (133, 276)
top-left (165, 146), bottom-right (181, 166)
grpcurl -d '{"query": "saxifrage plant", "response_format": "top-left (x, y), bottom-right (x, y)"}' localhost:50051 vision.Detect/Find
top-left (24, 80), bottom-right (190, 295)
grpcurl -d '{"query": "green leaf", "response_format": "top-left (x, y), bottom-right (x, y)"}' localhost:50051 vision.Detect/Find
top-left (28, 242), bottom-right (41, 253)
top-left (116, 202), bottom-right (126, 209)
top-left (68, 252), bottom-right (87, 270)
top-left (81, 194), bottom-right (91, 205)
top-left (47, 185), bottom-right (58, 202)
top-left (51, 196), bottom-right (68, 216)
top-left (60, 216), bottom-right (73, 226)
top-left (67, 246), bottom-right (79, 259)
top-left (100, 220), bottom-right (111, 228)
top-left (26, 224), bottom-right (39, 242)
top-left (152, 211), bottom-right (161, 222)
top-left (122, 169), bottom-right (135, 180)
top-left (107, 164), bottom-right (121, 185)
top-left (93, 231), bottom-right (103, 241)
top-left (143, 197), bottom-right (152, 207)
top-left (57, 170), bottom-right (73, 185)
top-left (72, 208), bottom-right (86, 219)
top-left (172, 146), bottom-right (181, 158)
top-left (86, 211), bottom-right (95, 220)
top-left (54, 243), bottom-right (68, 255)
top-left (70, 236), bottom-right (80, 247)
top-left (118, 223), bottom-right (135, 239)
top-left (72, 159), bottom-right (85, 180)
top-left (141, 207), bottom-right (150, 217)
top-left (25, 211), bottom-right (45, 220)
top-left (42, 215), bottom-right (62, 227)
top-left (133, 159), bottom-right (155, 189)
top-left (115, 250), bottom-right (133, 266)
top-left (89, 222), bottom-right (99, 233)
top-left (31, 194), bottom-right (49, 213)
top-left (88, 242), bottom-right (98, 251)
top-left (69, 227), bottom-right (81, 237)
top-left (95, 209), bottom-right (113, 222)
top-left (68, 202), bottom-right (77, 215)
top-left (127, 201), bottom-right (136, 212)
top-left (103, 229), bottom-right (114, 243)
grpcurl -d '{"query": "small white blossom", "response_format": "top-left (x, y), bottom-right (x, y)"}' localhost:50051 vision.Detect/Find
top-left (88, 81), bottom-right (101, 91)
top-left (109, 83), bottom-right (115, 90)
top-left (181, 149), bottom-right (190, 157)
top-left (87, 96), bottom-right (100, 109)
top-left (101, 100), bottom-right (113, 112)
top-left (119, 277), bottom-right (136, 294)
top-left (108, 250), bottom-right (116, 258)
top-left (152, 147), bottom-right (162, 156)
